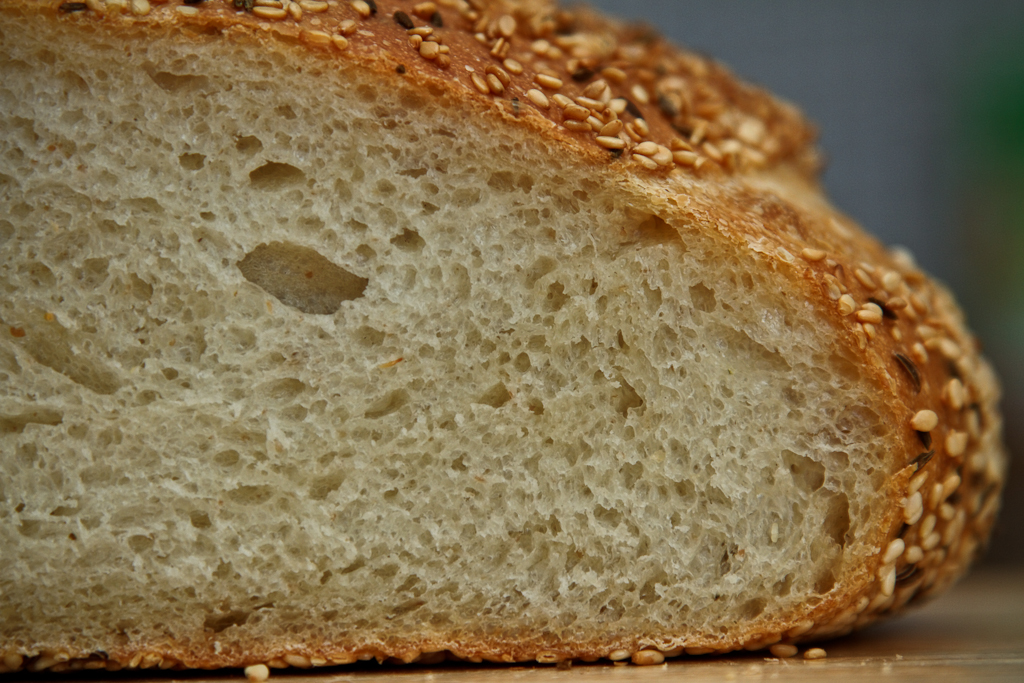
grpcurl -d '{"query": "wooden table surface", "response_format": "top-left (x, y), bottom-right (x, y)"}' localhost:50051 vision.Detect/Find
top-left (18, 568), bottom-right (1024, 683)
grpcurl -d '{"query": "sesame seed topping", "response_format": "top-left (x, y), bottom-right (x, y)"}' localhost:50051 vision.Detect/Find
top-left (632, 154), bottom-right (659, 170)
top-left (564, 120), bottom-right (591, 132)
top-left (497, 14), bottom-right (517, 38)
top-left (652, 145), bottom-right (674, 166)
top-left (339, 19), bottom-right (357, 34)
top-left (576, 96), bottom-right (605, 112)
top-left (602, 67), bottom-right (627, 83)
top-left (803, 648), bottom-right (827, 660)
top-left (882, 271), bottom-right (903, 292)
top-left (535, 73), bottom-right (563, 90)
top-left (854, 268), bottom-right (877, 290)
top-left (631, 83), bottom-right (650, 105)
top-left (288, 2), bottom-right (302, 20)
top-left (903, 491), bottom-right (924, 524)
top-left (945, 378), bottom-right (965, 410)
top-left (408, 26), bottom-right (434, 36)
top-left (526, 89), bottom-right (549, 108)
top-left (905, 545), bottom-right (924, 563)
top-left (632, 650), bottom-right (664, 666)
top-left (302, 30), bottom-right (332, 46)
top-left (419, 41), bottom-right (440, 59)
top-left (883, 538), bottom-right (905, 565)
top-left (350, 0), bottom-right (372, 18)
top-left (911, 410), bottom-right (938, 432)
top-left (551, 93), bottom-right (573, 109)
top-left (485, 73), bottom-right (504, 95)
top-left (176, 5), bottom-right (200, 15)
top-left (600, 120), bottom-right (624, 137)
top-left (129, 0), bottom-right (150, 16)
top-left (596, 136), bottom-right (626, 150)
top-left (503, 58), bottom-right (524, 75)
top-left (880, 565), bottom-right (896, 597)
top-left (673, 150), bottom-right (698, 166)
top-left (837, 294), bottom-right (857, 316)
top-left (634, 141), bottom-right (660, 157)
top-left (922, 530), bottom-right (942, 550)
top-left (921, 513), bottom-right (937, 538)
top-left (946, 430), bottom-right (968, 457)
top-left (470, 72), bottom-right (489, 95)
top-left (485, 65), bottom-right (511, 87)
top-left (911, 342), bottom-right (929, 365)
top-left (856, 303), bottom-right (884, 324)
top-left (562, 104), bottom-right (588, 121)
top-left (332, 34), bottom-right (350, 50)
top-left (801, 248), bottom-right (826, 262)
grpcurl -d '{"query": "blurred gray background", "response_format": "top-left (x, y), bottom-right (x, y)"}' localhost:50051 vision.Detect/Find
top-left (588, 0), bottom-right (1024, 565)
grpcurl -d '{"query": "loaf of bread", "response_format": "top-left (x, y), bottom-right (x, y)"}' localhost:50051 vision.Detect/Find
top-left (0, 0), bottom-right (1008, 673)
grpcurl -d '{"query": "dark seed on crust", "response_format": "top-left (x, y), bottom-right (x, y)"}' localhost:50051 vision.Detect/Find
top-left (609, 148), bottom-right (623, 158)
top-left (894, 353), bottom-right (922, 393)
top-left (869, 296), bottom-right (898, 319)
top-left (912, 450), bottom-right (935, 470)
top-left (622, 97), bottom-right (643, 119)
top-left (895, 565), bottom-right (919, 583)
top-left (394, 11), bottom-right (414, 29)
top-left (396, 64), bottom-right (407, 74)
top-left (917, 430), bottom-right (933, 449)
top-left (366, 0), bottom-right (377, 15)
top-left (571, 66), bottom-right (596, 81)
top-left (58, 2), bottom-right (87, 11)
top-left (430, 11), bottom-right (443, 27)
top-left (658, 93), bottom-right (679, 118)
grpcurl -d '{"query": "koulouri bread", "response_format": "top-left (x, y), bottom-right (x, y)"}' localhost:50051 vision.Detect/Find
top-left (0, 0), bottom-right (1008, 673)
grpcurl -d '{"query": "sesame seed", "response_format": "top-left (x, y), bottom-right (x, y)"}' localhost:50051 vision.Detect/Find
top-left (526, 89), bottom-right (550, 108)
top-left (420, 41), bottom-right (440, 59)
top-left (436, 54), bottom-right (451, 69)
top-left (582, 79), bottom-right (609, 100)
top-left (652, 145), bottom-right (673, 166)
top-left (838, 294), bottom-right (857, 316)
top-left (595, 136), bottom-right (626, 150)
top-left (485, 65), bottom-right (511, 87)
top-left (631, 83), bottom-right (650, 104)
top-left (911, 410), bottom-right (938, 432)
top-left (282, 654), bottom-right (311, 668)
top-left (503, 58), bottom-right (524, 75)
top-left (801, 248), bottom-right (826, 262)
top-left (944, 378), bottom-right (965, 410)
top-left (863, 322), bottom-right (876, 340)
top-left (485, 73), bottom-right (505, 94)
top-left (673, 150), bottom-right (698, 166)
top-left (632, 650), bottom-right (664, 666)
top-left (886, 297), bottom-right (909, 310)
top-left (854, 268), bottom-right (877, 290)
top-left (803, 648), bottom-right (827, 660)
top-left (633, 141), bottom-right (659, 157)
top-left (911, 342), bottom-right (929, 365)
top-left (409, 34), bottom-right (424, 48)
top-left (288, 2), bottom-right (302, 20)
top-left (350, 0), bottom-right (372, 18)
top-left (940, 502), bottom-right (956, 520)
top-left (576, 96), bottom-right (605, 112)
top-left (903, 491), bottom-right (924, 525)
top-left (564, 120), bottom-right (591, 132)
top-left (393, 10), bottom-right (414, 29)
top-left (176, 5), bottom-right (199, 15)
top-left (857, 303), bottom-right (884, 324)
top-left (608, 650), bottom-right (630, 661)
top-left (253, 4), bottom-right (287, 16)
top-left (883, 538), bottom-right (905, 565)
top-left (587, 116), bottom-right (604, 131)
top-left (942, 473), bottom-right (961, 500)
top-left (564, 104), bottom-right (590, 121)
top-left (880, 565), bottom-right (896, 597)
top-left (882, 271), bottom-right (903, 292)
top-left (769, 643), bottom-right (798, 659)
top-left (497, 14), bottom-right (516, 38)
top-left (551, 93), bottom-right (573, 108)
top-left (531, 39), bottom-right (550, 55)
top-left (634, 118), bottom-right (650, 136)
top-left (624, 122), bottom-right (643, 142)
top-left (921, 530), bottom-right (941, 550)
top-left (490, 38), bottom-right (509, 59)
top-left (946, 430), bottom-right (968, 457)
top-left (339, 19), bottom-right (357, 33)
top-left (535, 73), bottom-right (563, 90)
top-left (908, 469), bottom-right (929, 495)
top-left (302, 30), bottom-right (332, 46)
top-left (331, 34), bottom-right (349, 50)
top-left (702, 141), bottom-right (723, 162)
top-left (412, 1), bottom-right (436, 18)
top-left (245, 664), bottom-right (270, 683)
top-left (129, 0), bottom-right (150, 15)
top-left (937, 338), bottom-right (962, 360)
top-left (600, 120), bottom-right (624, 137)
top-left (470, 72), bottom-right (490, 94)
top-left (300, 0), bottom-right (328, 11)
top-left (408, 26), bottom-right (434, 36)
top-left (905, 545), bottom-right (924, 563)
top-left (632, 154), bottom-right (659, 170)
top-left (602, 67), bottom-right (627, 83)
top-left (255, 0), bottom-right (283, 6)
top-left (921, 513), bottom-right (937, 539)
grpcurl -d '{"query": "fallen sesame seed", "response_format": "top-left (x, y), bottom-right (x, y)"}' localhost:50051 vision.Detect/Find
top-left (632, 650), bottom-right (664, 666)
top-left (769, 644), bottom-right (798, 659)
top-left (608, 650), bottom-right (630, 661)
top-left (245, 664), bottom-right (270, 683)
top-left (946, 430), bottom-right (968, 457)
top-left (838, 294), bottom-right (857, 316)
top-left (883, 538), bottom-right (905, 565)
top-left (596, 136), bottom-right (625, 150)
top-left (801, 248), bottom-right (826, 262)
top-left (470, 72), bottom-right (489, 94)
top-left (631, 83), bottom-right (650, 104)
top-left (803, 648), bottom-right (827, 660)
top-left (911, 410), bottom-right (938, 432)
top-left (526, 89), bottom-right (550, 108)
top-left (535, 73), bottom-right (563, 90)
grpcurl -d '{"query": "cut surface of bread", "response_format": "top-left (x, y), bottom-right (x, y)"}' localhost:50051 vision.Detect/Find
top-left (0, 0), bottom-right (1007, 672)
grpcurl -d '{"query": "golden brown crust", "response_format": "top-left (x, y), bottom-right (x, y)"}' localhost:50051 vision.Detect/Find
top-left (0, 0), bottom-right (1007, 673)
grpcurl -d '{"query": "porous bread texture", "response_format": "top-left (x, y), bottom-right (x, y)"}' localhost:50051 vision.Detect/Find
top-left (0, 1), bottom-right (1005, 672)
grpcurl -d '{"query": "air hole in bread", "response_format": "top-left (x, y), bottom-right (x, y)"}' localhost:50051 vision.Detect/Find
top-left (248, 162), bottom-right (306, 190)
top-left (235, 136), bottom-right (263, 156)
top-left (364, 389), bottom-right (409, 419)
top-left (238, 242), bottom-right (368, 315)
top-left (203, 610), bottom-right (250, 633)
top-left (0, 408), bottom-right (63, 434)
top-left (690, 283), bottom-right (717, 312)
top-left (613, 375), bottom-right (644, 418)
top-left (178, 153), bottom-right (205, 171)
top-left (390, 228), bottom-right (425, 252)
top-left (782, 450), bottom-right (825, 493)
top-left (477, 382), bottom-right (511, 409)
top-left (145, 69), bottom-right (209, 93)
